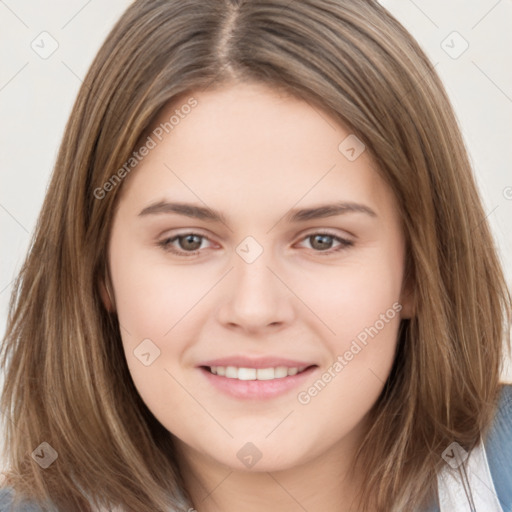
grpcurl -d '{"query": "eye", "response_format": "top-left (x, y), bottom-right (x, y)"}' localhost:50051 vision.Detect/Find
top-left (158, 233), bottom-right (213, 256)
top-left (296, 232), bottom-right (354, 255)
top-left (158, 230), bottom-right (353, 257)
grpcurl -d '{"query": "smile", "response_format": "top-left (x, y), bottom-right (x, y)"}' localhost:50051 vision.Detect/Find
top-left (199, 364), bottom-right (318, 400)
top-left (207, 365), bottom-right (309, 380)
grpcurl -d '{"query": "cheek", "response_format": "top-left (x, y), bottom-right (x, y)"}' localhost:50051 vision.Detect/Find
top-left (295, 245), bottom-right (403, 400)
top-left (108, 238), bottom-right (206, 426)
top-left (110, 237), bottom-right (206, 339)
top-left (293, 287), bottom-right (401, 452)
top-left (301, 248), bottom-right (403, 344)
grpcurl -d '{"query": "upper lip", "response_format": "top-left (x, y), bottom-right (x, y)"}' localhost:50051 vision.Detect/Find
top-left (199, 356), bottom-right (317, 369)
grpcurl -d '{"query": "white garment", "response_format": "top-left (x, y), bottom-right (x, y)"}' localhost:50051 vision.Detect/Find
top-left (437, 438), bottom-right (504, 511)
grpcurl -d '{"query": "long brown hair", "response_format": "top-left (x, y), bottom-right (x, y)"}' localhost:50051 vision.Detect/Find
top-left (1, 0), bottom-right (510, 510)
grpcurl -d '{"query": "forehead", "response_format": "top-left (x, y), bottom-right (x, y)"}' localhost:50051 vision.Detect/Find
top-left (116, 82), bottom-right (398, 224)
top-left (156, 82), bottom-right (343, 163)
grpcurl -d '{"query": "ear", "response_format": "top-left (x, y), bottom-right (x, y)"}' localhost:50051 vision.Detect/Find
top-left (99, 269), bottom-right (116, 313)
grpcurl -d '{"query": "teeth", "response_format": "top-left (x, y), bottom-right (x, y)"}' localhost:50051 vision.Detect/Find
top-left (256, 368), bottom-right (275, 380)
top-left (209, 365), bottom-right (307, 380)
top-left (225, 366), bottom-right (238, 378)
top-left (238, 367), bottom-right (257, 380)
top-left (274, 366), bottom-right (288, 378)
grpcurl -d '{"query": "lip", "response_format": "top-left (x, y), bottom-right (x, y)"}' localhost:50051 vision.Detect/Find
top-left (198, 359), bottom-right (318, 400)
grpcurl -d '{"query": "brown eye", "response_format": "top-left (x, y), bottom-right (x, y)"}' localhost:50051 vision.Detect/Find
top-left (309, 234), bottom-right (335, 251)
top-left (298, 232), bottom-right (354, 255)
top-left (158, 233), bottom-right (209, 255)
top-left (175, 234), bottom-right (203, 251)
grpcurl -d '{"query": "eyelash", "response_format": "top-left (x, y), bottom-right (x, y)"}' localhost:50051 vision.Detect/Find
top-left (157, 231), bottom-right (354, 257)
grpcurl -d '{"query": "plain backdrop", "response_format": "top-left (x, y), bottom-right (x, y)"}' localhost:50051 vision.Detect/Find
top-left (1, 0), bottom-right (511, 390)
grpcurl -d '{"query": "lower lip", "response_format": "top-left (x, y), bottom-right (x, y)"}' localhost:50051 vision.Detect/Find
top-left (199, 366), bottom-right (317, 400)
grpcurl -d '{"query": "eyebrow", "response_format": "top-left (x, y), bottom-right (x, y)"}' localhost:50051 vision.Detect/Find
top-left (138, 200), bottom-right (377, 224)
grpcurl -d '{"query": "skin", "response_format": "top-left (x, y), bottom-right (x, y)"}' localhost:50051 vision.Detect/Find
top-left (105, 81), bottom-right (412, 512)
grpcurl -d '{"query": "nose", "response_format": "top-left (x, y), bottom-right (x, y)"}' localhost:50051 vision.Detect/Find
top-left (216, 246), bottom-right (296, 334)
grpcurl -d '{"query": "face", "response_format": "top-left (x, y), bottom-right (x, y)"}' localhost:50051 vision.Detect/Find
top-left (106, 81), bottom-right (410, 473)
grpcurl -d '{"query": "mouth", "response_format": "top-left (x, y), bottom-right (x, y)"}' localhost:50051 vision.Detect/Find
top-left (201, 364), bottom-right (314, 380)
top-left (198, 363), bottom-right (318, 400)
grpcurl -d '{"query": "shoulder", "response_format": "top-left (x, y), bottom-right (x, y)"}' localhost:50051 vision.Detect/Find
top-left (484, 383), bottom-right (512, 510)
top-left (485, 383), bottom-right (512, 452)
top-left (0, 487), bottom-right (46, 512)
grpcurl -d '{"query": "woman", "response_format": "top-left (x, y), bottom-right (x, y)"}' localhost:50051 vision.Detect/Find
top-left (1, 0), bottom-right (511, 510)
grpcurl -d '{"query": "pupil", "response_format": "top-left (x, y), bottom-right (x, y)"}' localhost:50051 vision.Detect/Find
top-left (312, 234), bottom-right (332, 250)
top-left (182, 235), bottom-right (201, 250)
